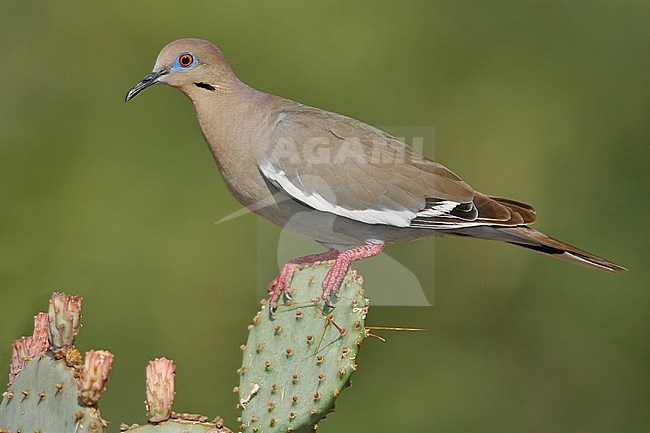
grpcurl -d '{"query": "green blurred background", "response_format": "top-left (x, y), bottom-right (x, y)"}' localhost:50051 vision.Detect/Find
top-left (1, 1), bottom-right (648, 431)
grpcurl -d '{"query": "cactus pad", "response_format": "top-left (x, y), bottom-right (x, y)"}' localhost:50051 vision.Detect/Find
top-left (0, 353), bottom-right (107, 432)
top-left (238, 263), bottom-right (368, 433)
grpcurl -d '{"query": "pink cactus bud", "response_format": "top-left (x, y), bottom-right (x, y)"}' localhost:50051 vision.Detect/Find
top-left (145, 357), bottom-right (176, 423)
top-left (7, 320), bottom-right (52, 388)
top-left (78, 350), bottom-right (114, 406)
top-left (47, 292), bottom-right (83, 354)
top-left (8, 337), bottom-right (32, 387)
top-left (29, 313), bottom-right (50, 358)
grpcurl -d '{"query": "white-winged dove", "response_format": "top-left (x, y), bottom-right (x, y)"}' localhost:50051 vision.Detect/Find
top-left (126, 39), bottom-right (626, 309)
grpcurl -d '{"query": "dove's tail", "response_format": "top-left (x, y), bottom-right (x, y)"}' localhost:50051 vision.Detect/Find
top-left (450, 225), bottom-right (627, 274)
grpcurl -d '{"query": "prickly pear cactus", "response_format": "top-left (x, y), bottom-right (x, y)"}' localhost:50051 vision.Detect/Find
top-left (1, 264), bottom-right (373, 433)
top-left (0, 353), bottom-right (107, 432)
top-left (0, 293), bottom-right (111, 433)
top-left (238, 263), bottom-right (368, 433)
top-left (119, 358), bottom-right (232, 433)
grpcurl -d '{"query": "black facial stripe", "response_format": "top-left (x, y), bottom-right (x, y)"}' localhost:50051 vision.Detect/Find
top-left (194, 82), bottom-right (216, 91)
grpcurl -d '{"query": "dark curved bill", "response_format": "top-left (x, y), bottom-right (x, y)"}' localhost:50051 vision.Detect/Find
top-left (125, 68), bottom-right (170, 102)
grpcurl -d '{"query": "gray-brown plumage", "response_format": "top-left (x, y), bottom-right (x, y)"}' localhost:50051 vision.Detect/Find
top-left (126, 39), bottom-right (625, 305)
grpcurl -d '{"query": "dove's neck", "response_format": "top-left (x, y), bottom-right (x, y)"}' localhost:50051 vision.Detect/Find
top-left (183, 79), bottom-right (284, 206)
top-left (185, 79), bottom-right (267, 148)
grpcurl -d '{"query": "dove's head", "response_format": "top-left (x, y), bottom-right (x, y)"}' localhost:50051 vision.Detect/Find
top-left (126, 38), bottom-right (238, 101)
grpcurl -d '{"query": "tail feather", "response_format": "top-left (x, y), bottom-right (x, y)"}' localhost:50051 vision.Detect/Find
top-left (450, 225), bottom-right (627, 274)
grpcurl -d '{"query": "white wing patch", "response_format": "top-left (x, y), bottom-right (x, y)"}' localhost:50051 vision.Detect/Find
top-left (415, 201), bottom-right (459, 217)
top-left (259, 161), bottom-right (463, 227)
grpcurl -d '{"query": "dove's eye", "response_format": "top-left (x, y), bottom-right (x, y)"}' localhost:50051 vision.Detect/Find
top-left (178, 54), bottom-right (194, 68)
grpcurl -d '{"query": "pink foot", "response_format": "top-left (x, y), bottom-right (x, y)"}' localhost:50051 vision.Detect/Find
top-left (268, 249), bottom-right (340, 311)
top-left (322, 243), bottom-right (384, 303)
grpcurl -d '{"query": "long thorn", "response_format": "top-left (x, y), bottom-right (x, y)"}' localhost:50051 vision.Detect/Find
top-left (366, 333), bottom-right (386, 342)
top-left (314, 319), bottom-right (328, 355)
top-left (326, 314), bottom-right (345, 335)
top-left (364, 326), bottom-right (426, 332)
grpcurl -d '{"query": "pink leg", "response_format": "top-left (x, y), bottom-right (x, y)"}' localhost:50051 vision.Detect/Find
top-left (268, 249), bottom-right (340, 309)
top-left (322, 243), bottom-right (384, 303)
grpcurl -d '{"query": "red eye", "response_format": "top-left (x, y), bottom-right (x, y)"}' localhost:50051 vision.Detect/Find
top-left (178, 54), bottom-right (193, 67)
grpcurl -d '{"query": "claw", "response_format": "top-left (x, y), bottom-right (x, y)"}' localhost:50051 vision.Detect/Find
top-left (268, 263), bottom-right (298, 313)
top-left (269, 244), bottom-right (384, 310)
top-left (320, 243), bottom-right (384, 305)
top-left (266, 249), bottom-right (341, 313)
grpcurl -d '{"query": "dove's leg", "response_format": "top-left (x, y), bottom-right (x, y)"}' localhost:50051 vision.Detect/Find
top-left (322, 243), bottom-right (384, 303)
top-left (268, 249), bottom-right (340, 310)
